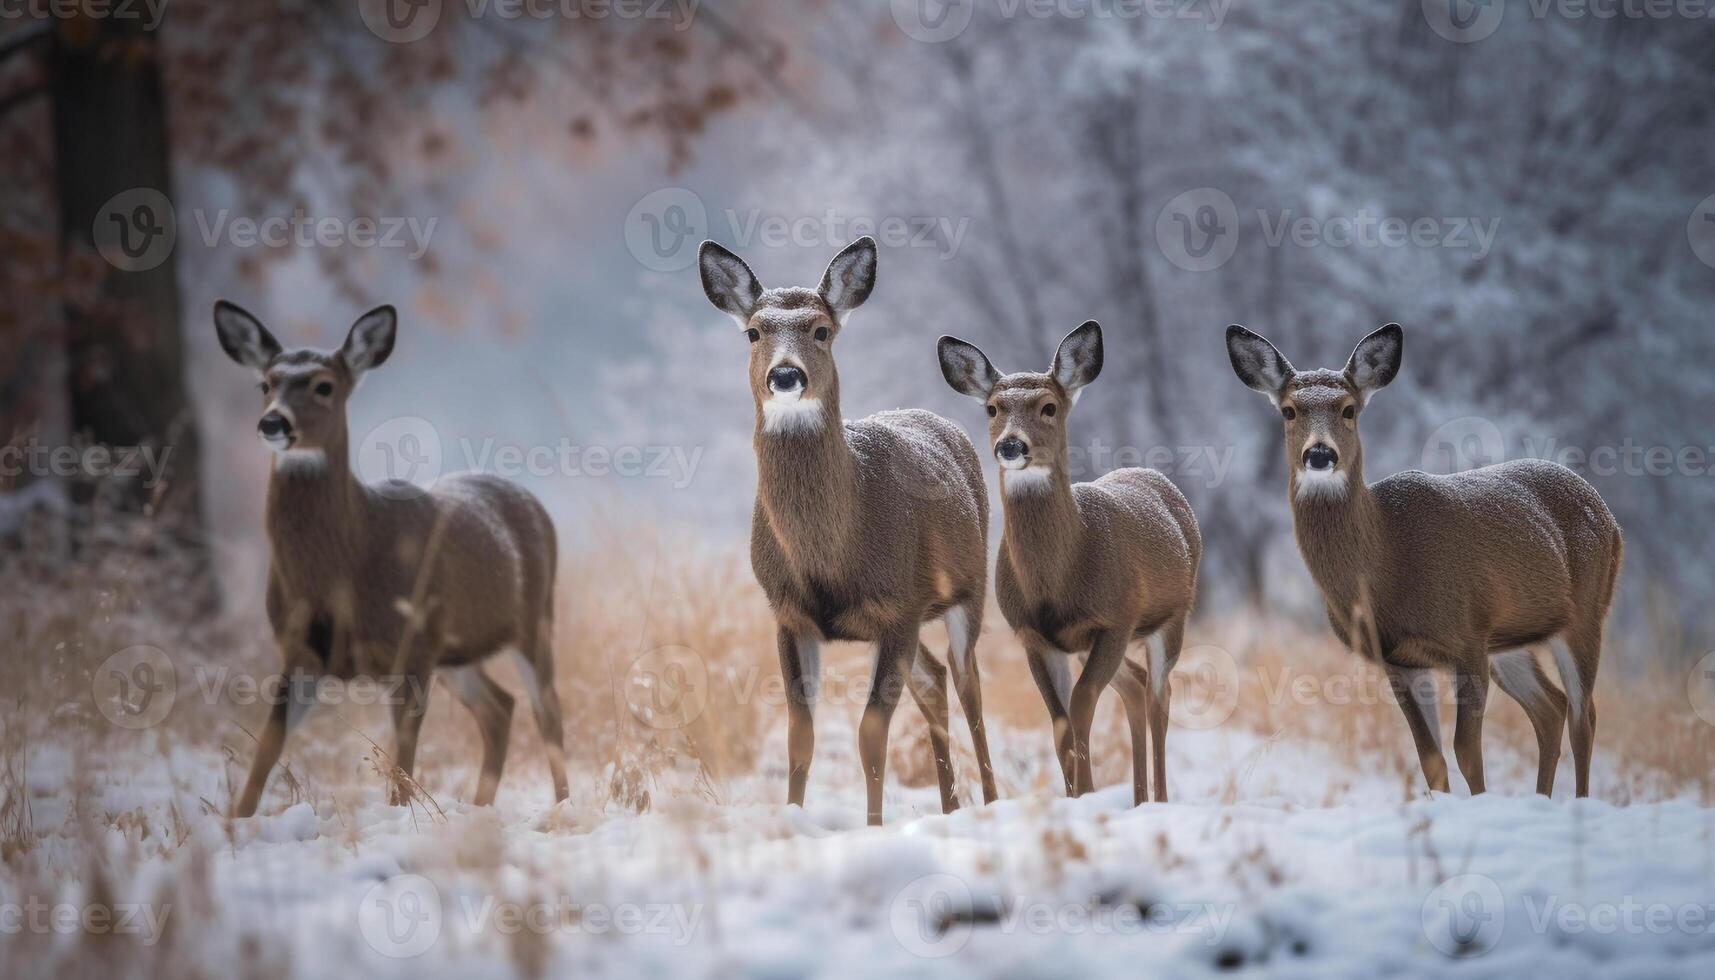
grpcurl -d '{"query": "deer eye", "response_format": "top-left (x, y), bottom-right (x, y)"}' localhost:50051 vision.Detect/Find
top-left (315, 381), bottom-right (335, 398)
top-left (986, 405), bottom-right (997, 418)
top-left (1042, 403), bottom-right (1057, 417)
top-left (258, 381), bottom-right (271, 395)
top-left (814, 326), bottom-right (830, 342)
top-left (746, 328), bottom-right (760, 344)
top-left (1281, 406), bottom-right (1297, 420)
top-left (1342, 404), bottom-right (1355, 420)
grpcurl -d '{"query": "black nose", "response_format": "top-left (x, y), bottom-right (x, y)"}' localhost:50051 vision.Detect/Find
top-left (258, 413), bottom-right (293, 441)
top-left (1303, 444), bottom-right (1338, 470)
top-left (768, 365), bottom-right (806, 393)
top-left (996, 437), bottom-right (1028, 461)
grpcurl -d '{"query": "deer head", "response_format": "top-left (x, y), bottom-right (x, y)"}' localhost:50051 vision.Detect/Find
top-left (698, 237), bottom-right (877, 435)
top-left (938, 321), bottom-right (1103, 490)
top-left (213, 301), bottom-right (398, 461)
top-left (1226, 322), bottom-right (1403, 502)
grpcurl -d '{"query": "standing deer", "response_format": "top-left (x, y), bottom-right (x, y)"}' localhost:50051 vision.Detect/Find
top-left (939, 322), bottom-right (1201, 803)
top-left (213, 301), bottom-right (568, 817)
top-left (1226, 323), bottom-right (1622, 797)
top-left (697, 236), bottom-right (997, 826)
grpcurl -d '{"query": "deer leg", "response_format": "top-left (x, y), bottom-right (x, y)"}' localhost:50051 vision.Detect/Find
top-left (388, 670), bottom-right (433, 806)
top-left (442, 664), bottom-right (515, 806)
top-left (1552, 632), bottom-right (1600, 798)
top-left (858, 626), bottom-right (914, 825)
top-left (512, 637), bottom-right (569, 803)
top-left (1386, 665), bottom-right (1450, 793)
top-left (233, 665), bottom-right (319, 818)
top-left (777, 627), bottom-right (820, 808)
top-left (943, 603), bottom-right (997, 805)
top-left (904, 642), bottom-right (958, 814)
top-left (1025, 645), bottom-right (1075, 796)
top-left (1451, 658), bottom-right (1490, 795)
top-left (1109, 655), bottom-right (1152, 806)
top-left (1068, 630), bottom-right (1127, 797)
top-left (1490, 649), bottom-right (1566, 797)
top-left (1145, 621), bottom-right (1185, 804)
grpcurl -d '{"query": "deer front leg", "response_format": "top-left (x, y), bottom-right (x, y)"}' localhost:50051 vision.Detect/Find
top-left (858, 625), bottom-right (915, 826)
top-left (1385, 664), bottom-right (1450, 793)
top-left (1068, 630), bottom-right (1128, 797)
top-left (777, 627), bottom-right (820, 808)
top-left (233, 664), bottom-right (319, 818)
top-left (1451, 658), bottom-right (1489, 795)
top-left (1024, 645), bottom-right (1074, 796)
top-left (388, 669), bottom-right (433, 806)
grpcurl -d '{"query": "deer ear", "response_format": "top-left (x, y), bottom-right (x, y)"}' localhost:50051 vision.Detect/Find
top-left (213, 301), bottom-right (282, 372)
top-left (1345, 323), bottom-right (1403, 395)
top-left (819, 236), bottom-right (877, 318)
top-left (938, 336), bottom-right (1000, 402)
top-left (1226, 324), bottom-right (1296, 397)
top-left (1051, 320), bottom-right (1103, 401)
top-left (699, 241), bottom-right (763, 321)
top-left (342, 305), bottom-right (398, 375)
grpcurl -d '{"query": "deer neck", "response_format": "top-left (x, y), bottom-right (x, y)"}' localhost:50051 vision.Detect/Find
top-left (753, 390), bottom-right (857, 571)
top-left (999, 456), bottom-right (1080, 600)
top-left (264, 427), bottom-right (364, 596)
top-left (1290, 455), bottom-right (1387, 633)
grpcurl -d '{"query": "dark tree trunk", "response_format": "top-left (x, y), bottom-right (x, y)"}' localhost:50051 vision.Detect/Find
top-left (48, 18), bottom-right (203, 553)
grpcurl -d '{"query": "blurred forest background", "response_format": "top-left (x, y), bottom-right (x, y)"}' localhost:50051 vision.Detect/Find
top-left (2, 0), bottom-right (1713, 659)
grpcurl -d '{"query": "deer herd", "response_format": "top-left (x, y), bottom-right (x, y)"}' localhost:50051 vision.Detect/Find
top-left (212, 237), bottom-right (1622, 825)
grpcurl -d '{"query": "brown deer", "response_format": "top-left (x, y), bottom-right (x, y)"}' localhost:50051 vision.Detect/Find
top-left (1226, 323), bottom-right (1622, 797)
top-left (213, 301), bottom-right (568, 817)
top-left (698, 236), bottom-right (997, 826)
top-left (939, 322), bottom-right (1201, 804)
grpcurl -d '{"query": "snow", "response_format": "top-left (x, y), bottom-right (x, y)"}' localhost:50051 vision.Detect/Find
top-left (6, 717), bottom-right (1712, 978)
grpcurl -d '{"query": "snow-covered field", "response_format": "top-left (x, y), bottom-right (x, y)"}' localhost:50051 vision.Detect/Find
top-left (6, 703), bottom-right (1713, 979)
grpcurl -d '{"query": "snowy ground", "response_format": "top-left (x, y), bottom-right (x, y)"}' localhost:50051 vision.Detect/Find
top-left (6, 710), bottom-right (1713, 979)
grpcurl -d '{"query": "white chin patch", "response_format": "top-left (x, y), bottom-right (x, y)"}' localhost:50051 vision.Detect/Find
top-left (274, 448), bottom-right (327, 473)
top-left (761, 397), bottom-right (823, 434)
top-left (1295, 466), bottom-right (1348, 502)
top-left (1003, 465), bottom-right (1054, 495)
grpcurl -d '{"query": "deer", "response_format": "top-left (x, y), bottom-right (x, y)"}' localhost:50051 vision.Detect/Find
top-left (1226, 322), bottom-right (1623, 798)
top-left (697, 236), bottom-right (997, 826)
top-left (939, 322), bottom-right (1201, 804)
top-left (212, 301), bottom-right (568, 817)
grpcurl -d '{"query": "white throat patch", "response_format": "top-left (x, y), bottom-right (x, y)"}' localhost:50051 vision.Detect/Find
top-left (1294, 466), bottom-right (1348, 503)
top-left (761, 397), bottom-right (824, 435)
top-left (274, 448), bottom-right (328, 474)
top-left (1003, 465), bottom-right (1055, 495)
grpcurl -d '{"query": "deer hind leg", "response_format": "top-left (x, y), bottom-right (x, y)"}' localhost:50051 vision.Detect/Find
top-left (511, 631), bottom-right (569, 803)
top-left (1108, 653), bottom-right (1152, 807)
top-left (777, 628), bottom-right (821, 809)
top-left (1068, 630), bottom-right (1128, 797)
top-left (904, 642), bottom-right (959, 814)
top-left (1144, 620), bottom-right (1185, 804)
top-left (1551, 631), bottom-right (1600, 798)
top-left (442, 664), bottom-right (516, 806)
top-left (1024, 646), bottom-right (1075, 796)
top-left (1385, 665), bottom-right (1450, 793)
top-left (858, 626), bottom-right (917, 825)
top-left (944, 603), bottom-right (997, 804)
top-left (1450, 657), bottom-right (1490, 795)
top-left (1490, 648), bottom-right (1567, 797)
